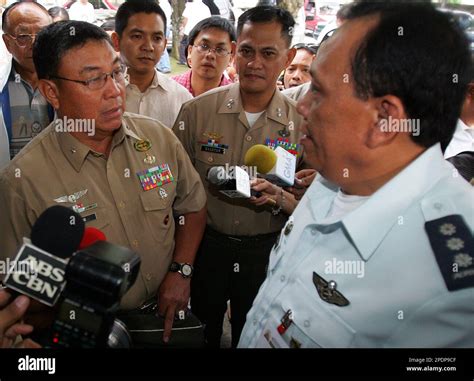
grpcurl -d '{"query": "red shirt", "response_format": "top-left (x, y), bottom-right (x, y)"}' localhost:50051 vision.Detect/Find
top-left (171, 70), bottom-right (233, 97)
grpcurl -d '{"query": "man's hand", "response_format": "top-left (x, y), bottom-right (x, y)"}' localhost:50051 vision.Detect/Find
top-left (285, 169), bottom-right (317, 200)
top-left (0, 289), bottom-right (41, 348)
top-left (157, 272), bottom-right (191, 344)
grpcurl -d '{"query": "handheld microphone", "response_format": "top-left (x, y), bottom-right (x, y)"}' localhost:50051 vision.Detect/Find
top-left (3, 206), bottom-right (85, 306)
top-left (207, 166), bottom-right (251, 198)
top-left (244, 144), bottom-right (297, 187)
top-left (207, 166), bottom-right (277, 206)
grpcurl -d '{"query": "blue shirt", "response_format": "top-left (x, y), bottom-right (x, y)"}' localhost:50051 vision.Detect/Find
top-left (239, 144), bottom-right (474, 348)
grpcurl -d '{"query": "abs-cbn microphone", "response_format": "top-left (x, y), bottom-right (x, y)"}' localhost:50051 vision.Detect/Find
top-left (3, 205), bottom-right (85, 306)
top-left (244, 144), bottom-right (297, 187)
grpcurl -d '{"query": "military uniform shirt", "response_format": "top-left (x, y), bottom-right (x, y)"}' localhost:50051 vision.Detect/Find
top-left (0, 112), bottom-right (206, 309)
top-left (239, 144), bottom-right (474, 348)
top-left (172, 83), bottom-right (305, 236)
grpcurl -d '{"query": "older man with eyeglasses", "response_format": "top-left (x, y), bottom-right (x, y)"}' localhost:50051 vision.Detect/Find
top-left (0, 20), bottom-right (207, 344)
top-left (172, 16), bottom-right (235, 97)
top-left (1, 1), bottom-right (53, 160)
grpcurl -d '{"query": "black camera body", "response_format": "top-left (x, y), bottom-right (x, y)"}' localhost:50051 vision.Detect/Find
top-left (46, 241), bottom-right (140, 348)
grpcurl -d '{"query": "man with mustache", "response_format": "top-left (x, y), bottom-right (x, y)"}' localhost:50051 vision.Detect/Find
top-left (112, 0), bottom-right (192, 129)
top-left (1, 2), bottom-right (53, 159)
top-left (172, 5), bottom-right (303, 347)
top-left (171, 16), bottom-right (235, 97)
top-left (0, 21), bottom-right (207, 344)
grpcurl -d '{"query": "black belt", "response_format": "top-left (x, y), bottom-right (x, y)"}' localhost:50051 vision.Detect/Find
top-left (205, 226), bottom-right (279, 243)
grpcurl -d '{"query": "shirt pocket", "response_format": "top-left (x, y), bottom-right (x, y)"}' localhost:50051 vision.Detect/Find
top-left (279, 278), bottom-right (356, 348)
top-left (139, 191), bottom-right (174, 232)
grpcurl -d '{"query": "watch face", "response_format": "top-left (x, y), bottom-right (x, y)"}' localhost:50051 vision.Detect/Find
top-left (181, 264), bottom-right (192, 277)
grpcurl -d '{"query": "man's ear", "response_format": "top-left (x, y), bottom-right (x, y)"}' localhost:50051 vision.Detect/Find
top-left (111, 32), bottom-right (121, 52)
top-left (230, 41), bottom-right (237, 57)
top-left (467, 82), bottom-right (474, 99)
top-left (366, 95), bottom-right (407, 149)
top-left (187, 45), bottom-right (193, 67)
top-left (284, 47), bottom-right (297, 69)
top-left (2, 34), bottom-right (14, 55)
top-left (37, 79), bottom-right (60, 110)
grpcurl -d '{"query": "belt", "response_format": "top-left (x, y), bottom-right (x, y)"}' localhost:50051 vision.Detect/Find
top-left (205, 226), bottom-right (279, 243)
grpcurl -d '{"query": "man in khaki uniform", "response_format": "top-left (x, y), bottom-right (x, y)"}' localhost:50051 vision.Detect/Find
top-left (0, 21), bottom-right (207, 343)
top-left (172, 5), bottom-right (303, 347)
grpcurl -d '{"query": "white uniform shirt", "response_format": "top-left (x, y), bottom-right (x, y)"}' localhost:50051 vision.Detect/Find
top-left (444, 119), bottom-right (474, 159)
top-left (239, 144), bottom-right (474, 348)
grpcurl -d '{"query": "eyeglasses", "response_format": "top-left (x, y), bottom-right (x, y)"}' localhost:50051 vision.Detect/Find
top-left (7, 33), bottom-right (38, 47)
top-left (193, 44), bottom-right (231, 57)
top-left (292, 43), bottom-right (318, 55)
top-left (50, 64), bottom-right (127, 91)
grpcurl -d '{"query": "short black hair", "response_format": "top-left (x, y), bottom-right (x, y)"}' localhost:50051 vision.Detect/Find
top-left (33, 20), bottom-right (113, 79)
top-left (48, 6), bottom-right (69, 21)
top-left (188, 16), bottom-right (236, 47)
top-left (2, 1), bottom-right (50, 33)
top-left (346, 2), bottom-right (471, 151)
top-left (115, 0), bottom-right (167, 37)
top-left (237, 5), bottom-right (295, 47)
top-left (186, 16), bottom-right (235, 64)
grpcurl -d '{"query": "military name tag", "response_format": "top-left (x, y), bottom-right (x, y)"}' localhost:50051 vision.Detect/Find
top-left (137, 164), bottom-right (174, 191)
top-left (82, 213), bottom-right (97, 223)
top-left (200, 139), bottom-right (229, 155)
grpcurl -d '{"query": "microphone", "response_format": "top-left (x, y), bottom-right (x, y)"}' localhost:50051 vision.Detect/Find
top-left (78, 227), bottom-right (107, 250)
top-left (207, 166), bottom-right (251, 198)
top-left (4, 206), bottom-right (85, 306)
top-left (207, 166), bottom-right (277, 206)
top-left (244, 144), bottom-right (297, 187)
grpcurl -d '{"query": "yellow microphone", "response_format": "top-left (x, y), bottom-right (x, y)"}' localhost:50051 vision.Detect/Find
top-left (244, 144), bottom-right (296, 187)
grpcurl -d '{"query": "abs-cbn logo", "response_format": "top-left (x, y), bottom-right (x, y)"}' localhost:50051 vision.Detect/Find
top-left (4, 244), bottom-right (67, 306)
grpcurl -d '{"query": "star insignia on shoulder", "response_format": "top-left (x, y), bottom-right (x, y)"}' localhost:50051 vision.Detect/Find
top-left (454, 253), bottom-right (473, 268)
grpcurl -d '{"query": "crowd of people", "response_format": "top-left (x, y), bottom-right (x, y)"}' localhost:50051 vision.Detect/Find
top-left (0, 0), bottom-right (473, 349)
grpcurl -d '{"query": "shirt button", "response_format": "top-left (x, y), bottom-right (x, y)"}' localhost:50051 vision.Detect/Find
top-left (132, 240), bottom-right (139, 247)
top-left (253, 319), bottom-right (258, 325)
top-left (246, 135), bottom-right (252, 142)
top-left (145, 273), bottom-right (152, 281)
top-left (280, 275), bottom-right (286, 282)
top-left (234, 220), bottom-right (240, 225)
top-left (304, 320), bottom-right (310, 328)
top-left (311, 228), bottom-right (317, 235)
top-left (119, 201), bottom-right (126, 208)
top-left (207, 156), bottom-right (214, 163)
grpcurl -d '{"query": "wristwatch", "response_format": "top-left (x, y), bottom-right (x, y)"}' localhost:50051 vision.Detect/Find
top-left (169, 262), bottom-right (194, 278)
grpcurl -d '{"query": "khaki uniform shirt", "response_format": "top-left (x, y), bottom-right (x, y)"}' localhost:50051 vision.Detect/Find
top-left (0, 112), bottom-right (206, 309)
top-left (172, 83), bottom-right (304, 236)
top-left (125, 70), bottom-right (192, 129)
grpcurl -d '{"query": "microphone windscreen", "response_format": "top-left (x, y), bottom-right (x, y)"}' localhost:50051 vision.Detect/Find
top-left (30, 205), bottom-right (85, 259)
top-left (207, 166), bottom-right (227, 186)
top-left (78, 227), bottom-right (106, 250)
top-left (244, 145), bottom-right (277, 174)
